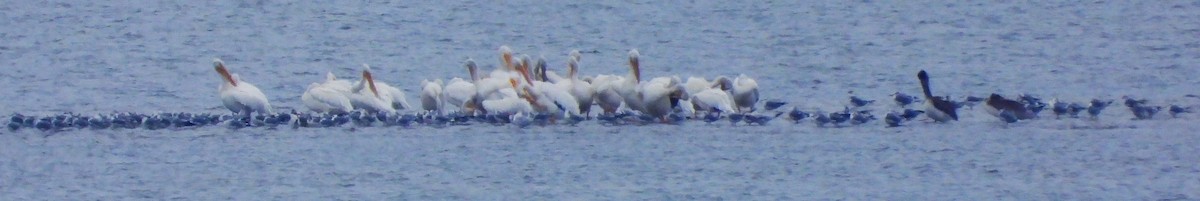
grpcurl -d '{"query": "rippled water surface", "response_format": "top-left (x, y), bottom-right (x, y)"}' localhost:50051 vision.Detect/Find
top-left (1, 1), bottom-right (1198, 200)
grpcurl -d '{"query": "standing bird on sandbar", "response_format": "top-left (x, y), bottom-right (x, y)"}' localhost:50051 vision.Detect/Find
top-left (917, 70), bottom-right (957, 122)
top-left (213, 58), bottom-right (273, 117)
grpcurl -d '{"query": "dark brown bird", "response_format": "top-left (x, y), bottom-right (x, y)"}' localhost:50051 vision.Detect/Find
top-left (918, 70), bottom-right (958, 122)
top-left (985, 94), bottom-right (1036, 120)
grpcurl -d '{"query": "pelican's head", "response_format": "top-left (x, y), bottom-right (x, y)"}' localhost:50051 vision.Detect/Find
top-left (465, 58), bottom-right (479, 81)
top-left (569, 49), bottom-right (582, 63)
top-left (362, 64), bottom-right (380, 98)
top-left (711, 76), bottom-right (732, 90)
top-left (213, 58), bottom-right (237, 86)
top-left (516, 55), bottom-right (535, 86)
top-left (511, 78), bottom-right (538, 104)
top-left (499, 45), bottom-right (514, 71)
top-left (326, 72), bottom-right (338, 82)
top-left (534, 56), bottom-right (549, 82)
top-left (628, 49), bottom-right (641, 82)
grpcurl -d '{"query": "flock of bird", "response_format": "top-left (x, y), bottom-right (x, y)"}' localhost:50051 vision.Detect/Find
top-left (6, 46), bottom-right (1198, 131)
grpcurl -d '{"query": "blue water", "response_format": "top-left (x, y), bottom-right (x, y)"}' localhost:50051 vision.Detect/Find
top-left (1, 1), bottom-right (1198, 200)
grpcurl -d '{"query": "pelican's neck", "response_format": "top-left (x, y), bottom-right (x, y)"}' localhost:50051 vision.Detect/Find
top-left (214, 64), bottom-right (238, 87)
top-left (500, 46), bottom-right (514, 72)
top-left (627, 49), bottom-right (641, 83)
top-left (567, 58), bottom-right (578, 79)
top-left (466, 59), bottom-right (479, 82)
top-left (363, 70), bottom-right (380, 98)
top-left (711, 76), bottom-right (732, 90)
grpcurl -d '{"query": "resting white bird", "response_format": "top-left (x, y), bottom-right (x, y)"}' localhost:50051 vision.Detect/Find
top-left (533, 56), bottom-right (565, 84)
top-left (481, 79), bottom-right (535, 115)
top-left (684, 76), bottom-right (712, 98)
top-left (614, 49), bottom-right (644, 113)
top-left (321, 72), bottom-right (354, 93)
top-left (213, 58), bottom-right (273, 117)
top-left (590, 74), bottom-right (625, 114)
top-left (420, 79), bottom-right (444, 114)
top-left (640, 76), bottom-right (687, 121)
top-left (443, 59), bottom-right (479, 113)
top-left (516, 55), bottom-right (581, 118)
top-left (731, 74), bottom-right (759, 112)
top-left (488, 46), bottom-right (521, 80)
top-left (347, 64), bottom-right (396, 113)
top-left (556, 55), bottom-right (596, 116)
top-left (302, 82), bottom-right (353, 114)
top-left (691, 84), bottom-right (737, 115)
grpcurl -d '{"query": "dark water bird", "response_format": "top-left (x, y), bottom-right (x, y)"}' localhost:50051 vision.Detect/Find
top-left (892, 92), bottom-right (919, 107)
top-left (997, 109), bottom-right (1020, 123)
top-left (1051, 99), bottom-right (1070, 118)
top-left (829, 109), bottom-right (852, 126)
top-left (745, 112), bottom-right (782, 125)
top-left (1019, 94), bottom-right (1047, 115)
top-left (900, 109), bottom-right (925, 120)
top-left (319, 115), bottom-right (337, 127)
top-left (9, 114), bottom-right (25, 130)
top-left (90, 115), bottom-right (112, 129)
top-left (763, 100), bottom-right (788, 111)
top-left (1124, 97), bottom-right (1159, 120)
top-left (7, 120), bottom-right (20, 131)
top-left (850, 96), bottom-right (874, 107)
top-left (295, 113), bottom-right (312, 128)
top-left (564, 114), bottom-right (587, 125)
top-left (1087, 99), bottom-right (1112, 119)
top-left (1068, 103), bottom-right (1087, 118)
top-left (333, 114), bottom-right (350, 126)
top-left (1169, 105), bottom-right (1190, 118)
top-left (701, 112), bottom-right (722, 124)
top-left (917, 70), bottom-right (958, 122)
top-left (986, 94), bottom-right (1036, 120)
top-left (396, 113), bottom-right (419, 126)
top-left (814, 113), bottom-right (832, 127)
top-left (728, 113), bottom-right (746, 125)
top-left (851, 110), bottom-right (875, 125)
top-left (885, 112), bottom-right (903, 127)
top-left (35, 117), bottom-right (54, 131)
top-left (511, 112), bottom-right (534, 128)
top-left (52, 115), bottom-right (71, 129)
top-left (71, 116), bottom-right (90, 129)
top-left (1132, 106), bottom-right (1161, 120)
top-left (788, 107), bottom-right (811, 123)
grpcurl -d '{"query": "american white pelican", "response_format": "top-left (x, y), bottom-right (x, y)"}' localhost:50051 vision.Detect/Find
top-left (917, 70), bottom-right (958, 122)
top-left (639, 76), bottom-right (687, 121)
top-left (481, 79), bottom-right (534, 115)
top-left (691, 85), bottom-right (737, 115)
top-left (534, 56), bottom-right (566, 84)
top-left (684, 76), bottom-right (712, 97)
top-left (420, 79), bottom-right (444, 114)
top-left (556, 56), bottom-right (596, 116)
top-left (730, 74), bottom-right (759, 112)
top-left (321, 72), bottom-right (354, 93)
top-left (515, 56), bottom-right (581, 118)
top-left (348, 64), bottom-right (396, 113)
top-left (302, 82), bottom-right (353, 114)
top-left (213, 59), bottom-right (273, 117)
top-left (591, 74), bottom-right (625, 114)
top-left (489, 46), bottom-right (521, 80)
top-left (615, 49), bottom-right (644, 113)
top-left (377, 82), bottom-right (412, 111)
top-left (443, 59), bottom-right (479, 112)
